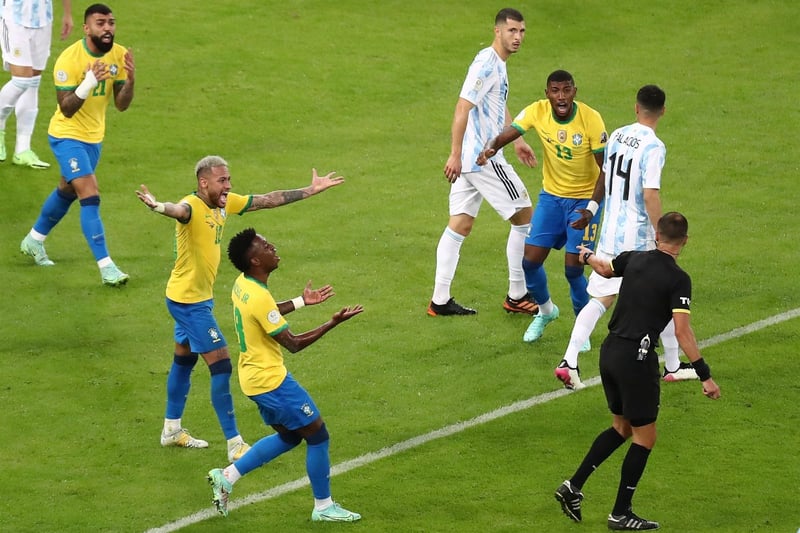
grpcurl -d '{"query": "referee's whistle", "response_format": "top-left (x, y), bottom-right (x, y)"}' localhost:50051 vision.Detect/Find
top-left (637, 334), bottom-right (651, 361)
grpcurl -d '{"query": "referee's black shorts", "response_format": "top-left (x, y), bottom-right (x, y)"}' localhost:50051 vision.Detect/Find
top-left (599, 334), bottom-right (661, 423)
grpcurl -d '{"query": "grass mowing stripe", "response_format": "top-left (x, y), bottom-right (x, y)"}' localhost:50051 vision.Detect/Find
top-left (146, 308), bottom-right (800, 532)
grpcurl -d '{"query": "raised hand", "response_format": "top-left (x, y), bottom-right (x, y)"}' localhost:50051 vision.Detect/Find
top-left (332, 305), bottom-right (364, 323)
top-left (302, 281), bottom-right (335, 306)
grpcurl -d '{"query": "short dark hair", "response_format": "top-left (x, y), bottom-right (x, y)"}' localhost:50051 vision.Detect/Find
top-left (495, 8), bottom-right (524, 25)
top-left (547, 69), bottom-right (574, 85)
top-left (85, 3), bottom-right (112, 21)
top-left (228, 227), bottom-right (257, 273)
top-left (658, 212), bottom-right (688, 242)
top-left (637, 85), bottom-right (666, 112)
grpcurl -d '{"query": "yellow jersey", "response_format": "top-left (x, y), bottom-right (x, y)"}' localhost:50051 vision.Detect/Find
top-left (48, 38), bottom-right (129, 143)
top-left (231, 273), bottom-right (289, 396)
top-left (165, 192), bottom-right (252, 303)
top-left (512, 100), bottom-right (607, 198)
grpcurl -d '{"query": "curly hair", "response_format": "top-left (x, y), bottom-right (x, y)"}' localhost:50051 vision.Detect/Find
top-left (227, 227), bottom-right (257, 273)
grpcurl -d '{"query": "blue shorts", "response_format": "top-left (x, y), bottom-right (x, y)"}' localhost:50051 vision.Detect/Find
top-left (250, 373), bottom-right (320, 430)
top-left (48, 136), bottom-right (102, 181)
top-left (166, 298), bottom-right (227, 354)
top-left (526, 190), bottom-right (602, 253)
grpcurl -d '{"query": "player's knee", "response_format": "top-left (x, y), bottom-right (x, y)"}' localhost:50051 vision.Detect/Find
top-left (510, 223), bottom-right (529, 235)
top-left (79, 195), bottom-right (100, 207)
top-left (630, 416), bottom-right (657, 428)
top-left (304, 423), bottom-right (329, 445)
top-left (11, 76), bottom-right (39, 90)
top-left (56, 188), bottom-right (77, 202)
top-left (173, 353), bottom-right (198, 368)
top-left (590, 298), bottom-right (608, 313)
top-left (564, 264), bottom-right (584, 280)
top-left (522, 257), bottom-right (543, 271)
top-left (279, 431), bottom-right (303, 446)
top-left (208, 358), bottom-right (232, 376)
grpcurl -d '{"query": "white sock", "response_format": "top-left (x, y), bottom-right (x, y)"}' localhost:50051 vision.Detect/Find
top-left (660, 319), bottom-right (680, 372)
top-left (563, 299), bottom-right (606, 368)
top-left (0, 77), bottom-right (27, 127)
top-left (223, 464), bottom-right (242, 484)
top-left (314, 497), bottom-right (334, 511)
top-left (226, 435), bottom-right (243, 447)
top-left (29, 229), bottom-right (48, 242)
top-left (538, 298), bottom-right (554, 316)
top-left (432, 227), bottom-right (464, 305)
top-left (507, 224), bottom-right (529, 299)
top-left (97, 256), bottom-right (113, 268)
top-left (163, 418), bottom-right (181, 434)
top-left (14, 76), bottom-right (40, 153)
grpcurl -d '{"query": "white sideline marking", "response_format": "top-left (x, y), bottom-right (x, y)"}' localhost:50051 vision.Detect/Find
top-left (146, 308), bottom-right (800, 532)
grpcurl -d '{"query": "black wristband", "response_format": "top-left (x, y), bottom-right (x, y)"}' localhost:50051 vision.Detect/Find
top-left (581, 251), bottom-right (594, 264)
top-left (692, 357), bottom-right (712, 381)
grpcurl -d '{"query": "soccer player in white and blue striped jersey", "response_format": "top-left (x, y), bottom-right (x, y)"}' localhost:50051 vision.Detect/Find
top-left (555, 85), bottom-right (697, 390)
top-left (0, 0), bottom-right (73, 166)
top-left (428, 8), bottom-right (539, 317)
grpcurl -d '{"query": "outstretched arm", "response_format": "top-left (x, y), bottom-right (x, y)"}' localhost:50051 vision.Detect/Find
top-left (277, 281), bottom-right (335, 315)
top-left (247, 168), bottom-right (344, 211)
top-left (506, 106), bottom-right (537, 168)
top-left (576, 244), bottom-right (613, 278)
top-left (476, 125), bottom-right (523, 166)
top-left (135, 184), bottom-right (191, 223)
top-left (273, 305), bottom-right (364, 353)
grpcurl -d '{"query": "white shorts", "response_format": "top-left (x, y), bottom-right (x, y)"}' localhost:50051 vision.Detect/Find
top-left (1, 19), bottom-right (53, 70)
top-left (587, 250), bottom-right (622, 298)
top-left (449, 160), bottom-right (531, 220)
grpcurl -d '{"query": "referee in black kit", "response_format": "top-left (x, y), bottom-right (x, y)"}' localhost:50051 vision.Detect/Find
top-left (554, 212), bottom-right (721, 531)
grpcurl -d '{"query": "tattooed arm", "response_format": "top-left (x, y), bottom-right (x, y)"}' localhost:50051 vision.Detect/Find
top-left (247, 168), bottom-right (345, 211)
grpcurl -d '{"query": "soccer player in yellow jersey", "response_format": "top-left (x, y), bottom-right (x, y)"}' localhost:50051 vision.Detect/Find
top-left (478, 70), bottom-right (607, 343)
top-left (205, 227), bottom-right (362, 522)
top-left (135, 155), bottom-right (345, 463)
top-left (20, 3), bottom-right (134, 286)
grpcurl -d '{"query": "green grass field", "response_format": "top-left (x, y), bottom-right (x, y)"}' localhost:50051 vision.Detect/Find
top-left (2, 1), bottom-right (799, 531)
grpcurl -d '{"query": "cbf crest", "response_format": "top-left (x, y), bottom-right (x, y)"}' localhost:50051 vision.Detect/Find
top-left (109, 64), bottom-right (119, 76)
top-left (572, 133), bottom-right (584, 146)
top-left (208, 327), bottom-right (222, 343)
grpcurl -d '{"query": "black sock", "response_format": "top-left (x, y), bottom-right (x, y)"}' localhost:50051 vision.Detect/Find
top-left (612, 442), bottom-right (652, 516)
top-left (570, 427), bottom-right (626, 490)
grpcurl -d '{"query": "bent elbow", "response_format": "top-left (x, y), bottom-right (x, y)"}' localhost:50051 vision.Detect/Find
top-left (284, 342), bottom-right (302, 354)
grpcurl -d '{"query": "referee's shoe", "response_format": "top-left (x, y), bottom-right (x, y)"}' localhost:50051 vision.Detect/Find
top-left (554, 480), bottom-right (584, 522)
top-left (607, 509), bottom-right (660, 530)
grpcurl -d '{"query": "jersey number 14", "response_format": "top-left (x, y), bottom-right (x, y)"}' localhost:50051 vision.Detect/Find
top-left (607, 152), bottom-right (632, 200)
